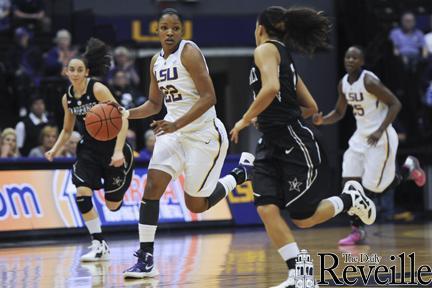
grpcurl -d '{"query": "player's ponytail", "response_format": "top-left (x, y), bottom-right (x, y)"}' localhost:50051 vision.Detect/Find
top-left (82, 37), bottom-right (111, 78)
top-left (258, 6), bottom-right (331, 54)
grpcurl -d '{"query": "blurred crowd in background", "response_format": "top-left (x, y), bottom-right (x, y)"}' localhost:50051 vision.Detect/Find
top-left (0, 1), bottom-right (430, 221)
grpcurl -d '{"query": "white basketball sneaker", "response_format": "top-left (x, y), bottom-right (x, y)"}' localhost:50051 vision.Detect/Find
top-left (80, 240), bottom-right (110, 262)
top-left (342, 181), bottom-right (376, 225)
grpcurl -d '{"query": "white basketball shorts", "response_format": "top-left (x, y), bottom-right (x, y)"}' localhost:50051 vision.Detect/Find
top-left (342, 126), bottom-right (399, 193)
top-left (148, 118), bottom-right (228, 197)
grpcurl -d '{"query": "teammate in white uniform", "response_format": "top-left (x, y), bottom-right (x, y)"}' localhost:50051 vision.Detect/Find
top-left (122, 8), bottom-right (254, 278)
top-left (314, 46), bottom-right (426, 245)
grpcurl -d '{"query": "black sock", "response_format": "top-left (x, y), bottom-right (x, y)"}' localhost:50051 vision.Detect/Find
top-left (350, 216), bottom-right (363, 228)
top-left (229, 167), bottom-right (245, 184)
top-left (340, 193), bottom-right (353, 212)
top-left (140, 242), bottom-right (154, 254)
top-left (400, 166), bottom-right (410, 181)
top-left (91, 233), bottom-right (104, 242)
top-left (286, 258), bottom-right (296, 270)
top-left (139, 199), bottom-right (159, 255)
top-left (207, 183), bottom-right (227, 209)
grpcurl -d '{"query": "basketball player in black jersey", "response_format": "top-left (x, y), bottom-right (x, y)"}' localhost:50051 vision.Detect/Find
top-left (230, 7), bottom-right (376, 288)
top-left (45, 38), bottom-right (134, 262)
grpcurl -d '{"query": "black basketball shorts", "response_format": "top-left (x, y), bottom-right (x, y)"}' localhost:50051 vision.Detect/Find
top-left (72, 142), bottom-right (134, 202)
top-left (252, 120), bottom-right (330, 220)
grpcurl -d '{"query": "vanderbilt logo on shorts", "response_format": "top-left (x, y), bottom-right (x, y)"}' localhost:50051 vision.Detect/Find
top-left (288, 178), bottom-right (302, 192)
top-left (112, 176), bottom-right (123, 187)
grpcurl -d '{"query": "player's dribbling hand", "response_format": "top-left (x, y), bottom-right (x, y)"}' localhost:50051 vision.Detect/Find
top-left (367, 129), bottom-right (383, 146)
top-left (151, 120), bottom-right (177, 136)
top-left (103, 101), bottom-right (129, 118)
top-left (230, 118), bottom-right (251, 144)
top-left (312, 112), bottom-right (323, 125)
top-left (44, 149), bottom-right (55, 161)
top-left (110, 150), bottom-right (125, 167)
top-left (251, 117), bottom-right (259, 129)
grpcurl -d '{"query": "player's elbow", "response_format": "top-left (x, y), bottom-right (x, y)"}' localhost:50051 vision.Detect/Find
top-left (208, 94), bottom-right (217, 106)
top-left (266, 84), bottom-right (280, 97)
top-left (309, 103), bottom-right (319, 115)
top-left (393, 98), bottom-right (402, 113)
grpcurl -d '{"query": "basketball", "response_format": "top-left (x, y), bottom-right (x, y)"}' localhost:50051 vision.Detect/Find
top-left (85, 103), bottom-right (122, 141)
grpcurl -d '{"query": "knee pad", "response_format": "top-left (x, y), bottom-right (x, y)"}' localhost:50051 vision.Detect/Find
top-left (76, 196), bottom-right (93, 214)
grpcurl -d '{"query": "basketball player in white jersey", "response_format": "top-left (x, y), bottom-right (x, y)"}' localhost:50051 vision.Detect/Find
top-left (313, 46), bottom-right (426, 245)
top-left (122, 8), bottom-right (254, 278)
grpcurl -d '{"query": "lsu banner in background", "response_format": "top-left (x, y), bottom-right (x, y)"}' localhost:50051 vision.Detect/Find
top-left (0, 168), bottom-right (232, 232)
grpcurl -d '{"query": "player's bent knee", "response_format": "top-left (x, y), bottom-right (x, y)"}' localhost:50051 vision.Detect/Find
top-left (292, 219), bottom-right (316, 229)
top-left (76, 195), bottom-right (93, 214)
top-left (144, 179), bottom-right (165, 200)
top-left (362, 181), bottom-right (384, 194)
top-left (106, 200), bottom-right (123, 211)
top-left (185, 197), bottom-right (207, 213)
top-left (256, 204), bottom-right (280, 220)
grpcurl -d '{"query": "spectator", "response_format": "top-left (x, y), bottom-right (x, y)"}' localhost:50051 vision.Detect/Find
top-left (389, 12), bottom-right (428, 141)
top-left (28, 125), bottom-right (57, 157)
top-left (6, 27), bottom-right (42, 115)
top-left (43, 29), bottom-right (78, 76)
top-left (107, 46), bottom-right (140, 87)
top-left (59, 130), bottom-right (80, 157)
top-left (139, 129), bottom-right (155, 160)
top-left (110, 69), bottom-right (145, 109)
top-left (0, 128), bottom-right (19, 158)
top-left (15, 96), bottom-right (51, 156)
top-left (12, 0), bottom-right (50, 32)
top-left (390, 12), bottom-right (428, 61)
top-left (0, 0), bottom-right (11, 32)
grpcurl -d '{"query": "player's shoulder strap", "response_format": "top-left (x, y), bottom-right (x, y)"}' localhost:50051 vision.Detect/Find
top-left (178, 39), bottom-right (209, 72)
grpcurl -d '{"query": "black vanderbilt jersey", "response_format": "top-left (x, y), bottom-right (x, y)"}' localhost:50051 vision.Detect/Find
top-left (66, 78), bottom-right (116, 149)
top-left (249, 40), bottom-right (301, 134)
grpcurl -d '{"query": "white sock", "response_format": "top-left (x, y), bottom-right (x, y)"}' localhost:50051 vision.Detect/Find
top-left (85, 217), bottom-right (102, 235)
top-left (218, 175), bottom-right (237, 195)
top-left (404, 157), bottom-right (415, 172)
top-left (327, 196), bottom-right (344, 216)
top-left (139, 224), bottom-right (157, 243)
top-left (278, 242), bottom-right (300, 261)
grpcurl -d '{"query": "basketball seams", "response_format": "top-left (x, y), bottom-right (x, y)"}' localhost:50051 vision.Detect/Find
top-left (85, 110), bottom-right (103, 138)
top-left (100, 104), bottom-right (110, 139)
top-left (109, 105), bottom-right (122, 130)
top-left (84, 103), bottom-right (122, 141)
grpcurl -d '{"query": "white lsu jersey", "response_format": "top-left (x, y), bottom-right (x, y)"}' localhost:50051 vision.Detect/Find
top-left (342, 69), bottom-right (389, 136)
top-left (153, 40), bottom-right (216, 132)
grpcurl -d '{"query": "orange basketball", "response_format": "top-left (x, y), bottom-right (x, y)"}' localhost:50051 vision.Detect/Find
top-left (85, 103), bottom-right (122, 141)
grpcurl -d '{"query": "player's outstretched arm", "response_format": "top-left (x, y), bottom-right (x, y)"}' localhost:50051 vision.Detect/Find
top-left (45, 95), bottom-right (76, 161)
top-left (364, 74), bottom-right (401, 145)
top-left (93, 82), bottom-right (129, 167)
top-left (296, 76), bottom-right (318, 119)
top-left (313, 80), bottom-right (347, 126)
top-left (128, 54), bottom-right (164, 120)
top-left (230, 43), bottom-right (279, 143)
top-left (170, 43), bottom-right (217, 130)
